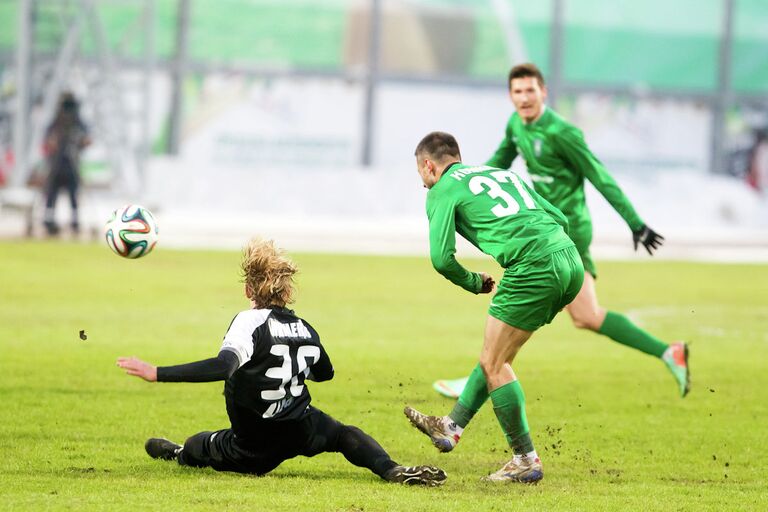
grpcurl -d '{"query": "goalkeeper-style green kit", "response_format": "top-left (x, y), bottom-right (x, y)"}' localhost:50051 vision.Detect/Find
top-left (486, 107), bottom-right (644, 277)
top-left (427, 163), bottom-right (584, 331)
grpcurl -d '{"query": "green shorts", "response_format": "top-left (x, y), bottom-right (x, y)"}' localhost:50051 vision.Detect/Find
top-left (569, 221), bottom-right (596, 278)
top-left (488, 245), bottom-right (585, 332)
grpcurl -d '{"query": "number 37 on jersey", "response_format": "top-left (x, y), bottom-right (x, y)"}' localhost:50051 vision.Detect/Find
top-left (458, 168), bottom-right (537, 218)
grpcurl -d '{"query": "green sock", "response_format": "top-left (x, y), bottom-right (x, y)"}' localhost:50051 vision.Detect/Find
top-left (490, 380), bottom-right (534, 455)
top-left (598, 311), bottom-right (668, 358)
top-left (449, 364), bottom-right (489, 428)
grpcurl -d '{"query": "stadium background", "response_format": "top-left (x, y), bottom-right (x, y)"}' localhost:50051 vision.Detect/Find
top-left (0, 0), bottom-right (766, 260)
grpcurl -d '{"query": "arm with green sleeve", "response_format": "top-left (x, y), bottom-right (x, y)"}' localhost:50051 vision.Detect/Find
top-left (485, 121), bottom-right (519, 169)
top-left (555, 126), bottom-right (644, 232)
top-left (426, 193), bottom-right (483, 294)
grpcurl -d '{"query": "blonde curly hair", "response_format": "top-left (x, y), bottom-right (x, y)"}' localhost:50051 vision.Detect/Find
top-left (240, 238), bottom-right (297, 308)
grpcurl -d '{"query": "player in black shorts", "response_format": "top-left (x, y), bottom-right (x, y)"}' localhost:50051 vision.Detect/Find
top-left (117, 238), bottom-right (446, 486)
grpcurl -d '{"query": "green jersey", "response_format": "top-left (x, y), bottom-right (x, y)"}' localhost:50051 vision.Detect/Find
top-left (486, 107), bottom-right (644, 235)
top-left (426, 162), bottom-right (574, 293)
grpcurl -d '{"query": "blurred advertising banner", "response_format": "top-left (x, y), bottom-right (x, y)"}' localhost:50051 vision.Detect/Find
top-left (175, 76), bottom-right (716, 175)
top-left (557, 94), bottom-right (712, 173)
top-left (374, 87), bottom-right (714, 173)
top-left (179, 76), bottom-right (363, 168)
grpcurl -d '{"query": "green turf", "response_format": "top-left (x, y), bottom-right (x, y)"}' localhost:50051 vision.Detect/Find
top-left (1, 240), bottom-right (767, 511)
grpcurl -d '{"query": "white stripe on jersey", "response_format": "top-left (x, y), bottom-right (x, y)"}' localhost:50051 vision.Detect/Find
top-left (220, 309), bottom-right (270, 368)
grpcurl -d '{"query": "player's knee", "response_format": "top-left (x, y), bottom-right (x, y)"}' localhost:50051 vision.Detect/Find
top-left (340, 425), bottom-right (363, 438)
top-left (570, 311), bottom-right (602, 331)
top-left (336, 425), bottom-right (364, 452)
top-left (571, 316), bottom-right (594, 330)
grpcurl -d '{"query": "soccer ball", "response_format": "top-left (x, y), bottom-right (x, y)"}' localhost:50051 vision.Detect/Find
top-left (104, 204), bottom-right (159, 259)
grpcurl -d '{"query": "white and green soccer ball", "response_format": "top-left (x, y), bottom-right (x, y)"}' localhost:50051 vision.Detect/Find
top-left (104, 204), bottom-right (159, 259)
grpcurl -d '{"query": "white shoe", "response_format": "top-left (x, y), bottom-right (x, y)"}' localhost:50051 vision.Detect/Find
top-left (483, 455), bottom-right (543, 483)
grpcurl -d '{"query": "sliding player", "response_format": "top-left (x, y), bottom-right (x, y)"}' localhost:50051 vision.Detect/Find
top-left (118, 238), bottom-right (446, 486)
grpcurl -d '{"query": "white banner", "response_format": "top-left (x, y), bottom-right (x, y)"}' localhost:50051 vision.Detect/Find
top-left (180, 76), bottom-right (363, 168)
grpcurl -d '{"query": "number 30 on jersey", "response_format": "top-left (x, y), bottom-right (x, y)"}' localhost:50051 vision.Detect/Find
top-left (261, 344), bottom-right (320, 418)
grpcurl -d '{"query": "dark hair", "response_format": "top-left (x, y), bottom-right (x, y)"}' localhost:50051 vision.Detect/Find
top-left (508, 63), bottom-right (545, 89)
top-left (61, 99), bottom-right (78, 111)
top-left (58, 92), bottom-right (79, 112)
top-left (414, 131), bottom-right (461, 161)
top-left (50, 91), bottom-right (81, 134)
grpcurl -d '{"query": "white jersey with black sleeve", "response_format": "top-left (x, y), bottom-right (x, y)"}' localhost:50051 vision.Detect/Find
top-left (220, 306), bottom-right (334, 421)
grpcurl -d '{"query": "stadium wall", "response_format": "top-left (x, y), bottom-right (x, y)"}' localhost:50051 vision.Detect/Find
top-left (175, 77), bottom-right (716, 173)
top-left (138, 156), bottom-right (768, 263)
top-left (2, 77), bottom-right (766, 262)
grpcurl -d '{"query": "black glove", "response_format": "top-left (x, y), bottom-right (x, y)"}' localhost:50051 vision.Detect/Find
top-left (480, 274), bottom-right (495, 293)
top-left (632, 225), bottom-right (664, 255)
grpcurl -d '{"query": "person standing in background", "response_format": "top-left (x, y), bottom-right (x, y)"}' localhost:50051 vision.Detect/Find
top-left (42, 92), bottom-right (91, 236)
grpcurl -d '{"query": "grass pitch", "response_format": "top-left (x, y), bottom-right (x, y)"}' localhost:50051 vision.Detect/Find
top-left (1, 240), bottom-right (766, 511)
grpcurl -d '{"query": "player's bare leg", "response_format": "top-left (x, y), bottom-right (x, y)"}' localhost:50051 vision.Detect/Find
top-left (567, 272), bottom-right (690, 397)
top-left (406, 317), bottom-right (530, 458)
top-left (478, 316), bottom-right (529, 388)
top-left (434, 272), bottom-right (690, 398)
top-left (564, 272), bottom-right (606, 330)
top-left (479, 315), bottom-right (542, 483)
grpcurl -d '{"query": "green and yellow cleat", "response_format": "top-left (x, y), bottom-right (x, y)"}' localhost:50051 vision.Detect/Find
top-left (662, 342), bottom-right (690, 397)
top-left (432, 377), bottom-right (469, 399)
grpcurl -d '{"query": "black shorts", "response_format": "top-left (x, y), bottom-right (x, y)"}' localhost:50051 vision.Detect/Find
top-left (177, 405), bottom-right (346, 475)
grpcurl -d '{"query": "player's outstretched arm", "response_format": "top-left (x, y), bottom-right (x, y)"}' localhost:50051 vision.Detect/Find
top-left (116, 350), bottom-right (239, 383)
top-left (555, 127), bottom-right (645, 232)
top-left (117, 357), bottom-right (157, 382)
top-left (632, 225), bottom-right (665, 255)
